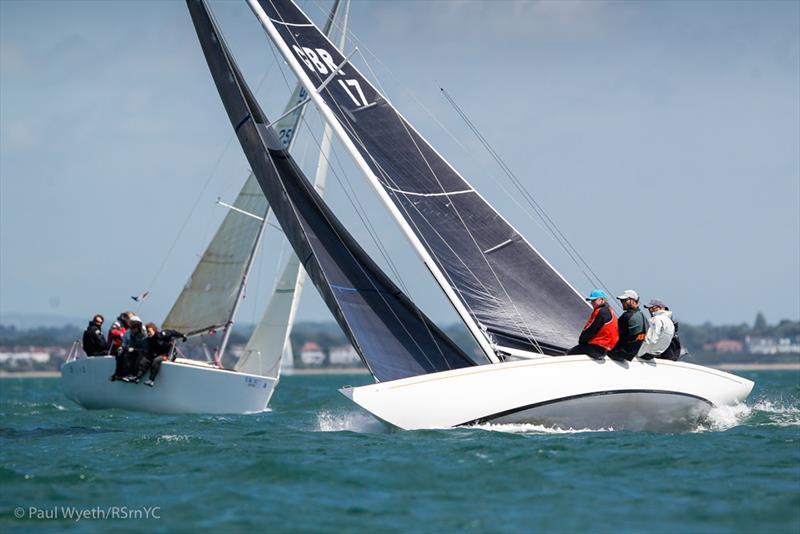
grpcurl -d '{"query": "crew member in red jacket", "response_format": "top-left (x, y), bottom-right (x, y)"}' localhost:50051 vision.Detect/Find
top-left (567, 289), bottom-right (619, 360)
top-left (108, 311), bottom-right (133, 380)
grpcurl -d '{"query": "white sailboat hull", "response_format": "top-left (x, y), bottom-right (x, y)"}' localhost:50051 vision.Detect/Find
top-left (340, 356), bottom-right (754, 431)
top-left (61, 357), bottom-right (275, 415)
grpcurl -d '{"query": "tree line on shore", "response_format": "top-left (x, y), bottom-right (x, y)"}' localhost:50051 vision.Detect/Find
top-left (1, 314), bottom-right (798, 363)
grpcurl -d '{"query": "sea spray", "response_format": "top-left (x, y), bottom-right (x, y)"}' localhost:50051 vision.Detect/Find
top-left (315, 410), bottom-right (389, 433)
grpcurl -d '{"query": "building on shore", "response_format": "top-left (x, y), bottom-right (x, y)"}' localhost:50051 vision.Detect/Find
top-left (328, 345), bottom-right (360, 366)
top-left (0, 346), bottom-right (66, 371)
top-left (703, 340), bottom-right (745, 353)
top-left (299, 342), bottom-right (326, 367)
top-left (745, 336), bottom-right (800, 355)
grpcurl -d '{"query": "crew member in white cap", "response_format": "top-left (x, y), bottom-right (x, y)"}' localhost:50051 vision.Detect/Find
top-left (638, 299), bottom-right (676, 359)
top-left (608, 290), bottom-right (647, 361)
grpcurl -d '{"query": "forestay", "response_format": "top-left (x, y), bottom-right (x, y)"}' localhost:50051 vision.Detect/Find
top-left (187, 0), bottom-right (476, 382)
top-left (252, 0), bottom-right (590, 355)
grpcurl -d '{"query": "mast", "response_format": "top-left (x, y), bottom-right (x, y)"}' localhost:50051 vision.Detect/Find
top-left (186, 0), bottom-right (475, 381)
top-left (214, 207), bottom-right (271, 365)
top-left (269, 0), bottom-right (348, 376)
top-left (215, 0), bottom-right (344, 365)
top-left (245, 0), bottom-right (500, 363)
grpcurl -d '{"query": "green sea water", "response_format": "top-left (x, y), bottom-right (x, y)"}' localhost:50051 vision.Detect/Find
top-left (1, 371), bottom-right (798, 533)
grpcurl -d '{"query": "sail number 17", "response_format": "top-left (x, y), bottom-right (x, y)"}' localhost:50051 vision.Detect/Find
top-left (292, 45), bottom-right (370, 107)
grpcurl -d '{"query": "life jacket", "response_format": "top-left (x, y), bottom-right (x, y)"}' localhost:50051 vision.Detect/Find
top-left (633, 310), bottom-right (647, 342)
top-left (583, 304), bottom-right (619, 350)
top-left (108, 325), bottom-right (127, 348)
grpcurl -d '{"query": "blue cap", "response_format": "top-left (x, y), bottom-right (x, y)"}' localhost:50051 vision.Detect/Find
top-left (585, 289), bottom-right (607, 301)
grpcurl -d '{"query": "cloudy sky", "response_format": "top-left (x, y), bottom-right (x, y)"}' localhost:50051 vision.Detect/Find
top-left (1, 0), bottom-right (798, 329)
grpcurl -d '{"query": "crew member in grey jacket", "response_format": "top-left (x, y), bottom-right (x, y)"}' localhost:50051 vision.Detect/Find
top-left (608, 290), bottom-right (647, 361)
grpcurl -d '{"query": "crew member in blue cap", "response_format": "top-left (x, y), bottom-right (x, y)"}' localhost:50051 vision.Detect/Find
top-left (567, 289), bottom-right (619, 359)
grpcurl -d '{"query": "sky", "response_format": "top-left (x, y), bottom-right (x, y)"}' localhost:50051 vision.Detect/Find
top-left (1, 0), bottom-right (798, 329)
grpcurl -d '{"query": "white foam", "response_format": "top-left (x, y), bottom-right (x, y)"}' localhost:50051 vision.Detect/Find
top-left (751, 399), bottom-right (800, 427)
top-left (157, 434), bottom-right (192, 443)
top-left (698, 398), bottom-right (800, 431)
top-left (315, 410), bottom-right (389, 433)
top-left (699, 402), bottom-right (752, 431)
top-left (468, 422), bottom-right (614, 434)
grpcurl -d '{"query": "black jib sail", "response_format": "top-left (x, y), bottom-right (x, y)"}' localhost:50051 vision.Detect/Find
top-left (249, 0), bottom-right (591, 356)
top-left (186, 0), bottom-right (478, 382)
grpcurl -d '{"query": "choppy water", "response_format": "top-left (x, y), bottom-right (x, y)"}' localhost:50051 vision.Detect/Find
top-left (1, 371), bottom-right (798, 533)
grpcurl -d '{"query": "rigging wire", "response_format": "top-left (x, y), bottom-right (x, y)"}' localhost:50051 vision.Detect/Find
top-left (308, 0), bottom-right (616, 310)
top-left (261, 0), bottom-right (463, 369)
top-left (295, 4), bottom-right (542, 354)
top-left (439, 87), bottom-right (616, 304)
top-left (137, 56), bottom-right (279, 313)
top-left (264, 23), bottom-right (412, 298)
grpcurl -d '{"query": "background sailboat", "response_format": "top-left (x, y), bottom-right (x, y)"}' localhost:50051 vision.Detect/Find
top-left (61, 0), bottom-right (349, 415)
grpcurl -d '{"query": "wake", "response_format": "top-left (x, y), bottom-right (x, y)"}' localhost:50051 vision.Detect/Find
top-left (700, 397), bottom-right (800, 431)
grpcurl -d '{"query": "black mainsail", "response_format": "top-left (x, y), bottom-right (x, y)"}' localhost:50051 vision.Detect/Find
top-left (247, 0), bottom-right (590, 357)
top-left (186, 0), bottom-right (478, 382)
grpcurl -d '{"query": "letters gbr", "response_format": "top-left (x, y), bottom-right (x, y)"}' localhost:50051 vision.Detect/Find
top-left (292, 45), bottom-right (369, 108)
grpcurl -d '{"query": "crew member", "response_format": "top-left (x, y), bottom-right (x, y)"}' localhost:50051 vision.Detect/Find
top-left (638, 299), bottom-right (676, 359)
top-left (119, 315), bottom-right (147, 382)
top-left (129, 323), bottom-right (186, 387)
top-left (568, 289), bottom-right (619, 359)
top-left (608, 290), bottom-right (647, 361)
top-left (81, 314), bottom-right (109, 356)
top-left (107, 312), bottom-right (131, 357)
top-left (109, 312), bottom-right (133, 381)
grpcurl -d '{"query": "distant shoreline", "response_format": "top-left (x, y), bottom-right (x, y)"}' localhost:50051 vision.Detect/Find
top-left (710, 362), bottom-right (800, 371)
top-left (284, 368), bottom-right (370, 375)
top-left (0, 371), bottom-right (61, 378)
top-left (1, 363), bottom-right (797, 379)
top-left (0, 368), bottom-right (373, 378)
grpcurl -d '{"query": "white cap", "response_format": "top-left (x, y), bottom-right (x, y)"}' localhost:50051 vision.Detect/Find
top-left (616, 289), bottom-right (639, 301)
top-left (128, 314), bottom-right (142, 324)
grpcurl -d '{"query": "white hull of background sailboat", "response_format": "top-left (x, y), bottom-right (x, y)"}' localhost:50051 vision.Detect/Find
top-left (341, 356), bottom-right (754, 431)
top-left (62, 356), bottom-right (274, 415)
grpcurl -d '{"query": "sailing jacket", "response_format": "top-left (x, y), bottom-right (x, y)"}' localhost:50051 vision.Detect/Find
top-left (82, 322), bottom-right (109, 356)
top-left (122, 329), bottom-right (148, 354)
top-left (611, 308), bottom-right (647, 358)
top-left (579, 303), bottom-right (619, 350)
top-left (146, 329), bottom-right (185, 360)
top-left (107, 323), bottom-right (126, 350)
top-left (637, 310), bottom-right (675, 356)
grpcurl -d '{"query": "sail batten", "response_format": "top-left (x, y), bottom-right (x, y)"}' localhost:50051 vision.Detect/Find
top-left (188, 0), bottom-right (476, 382)
top-left (250, 0), bottom-right (591, 356)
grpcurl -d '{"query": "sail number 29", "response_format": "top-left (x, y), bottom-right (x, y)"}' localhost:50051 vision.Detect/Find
top-left (292, 45), bottom-right (369, 107)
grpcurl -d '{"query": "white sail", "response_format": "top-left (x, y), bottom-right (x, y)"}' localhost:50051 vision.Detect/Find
top-left (236, 0), bottom-right (346, 378)
top-left (162, 0), bottom-right (344, 346)
top-left (236, 254), bottom-right (304, 377)
top-left (162, 173), bottom-right (267, 335)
